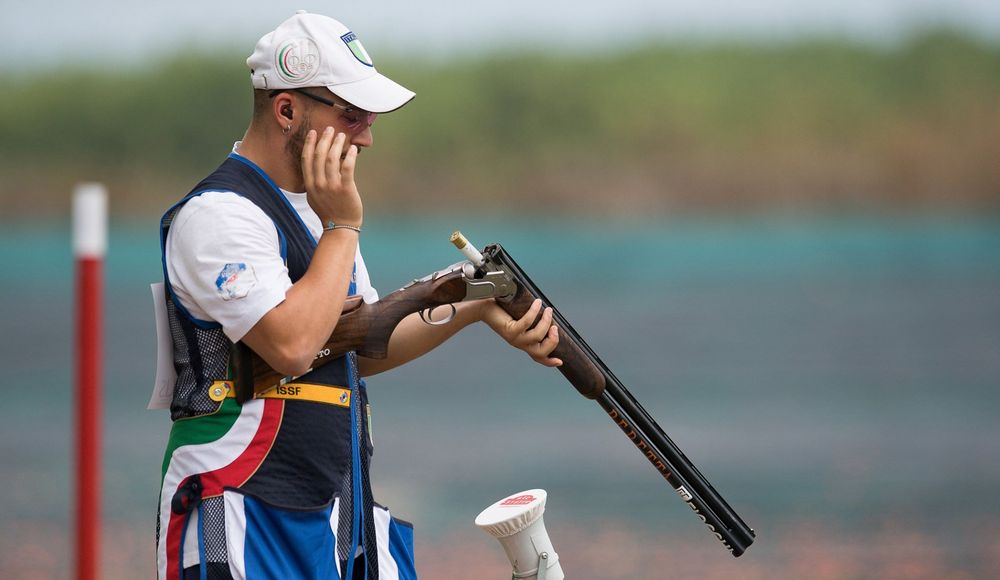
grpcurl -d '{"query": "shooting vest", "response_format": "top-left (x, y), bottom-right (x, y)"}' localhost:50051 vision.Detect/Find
top-left (156, 153), bottom-right (413, 580)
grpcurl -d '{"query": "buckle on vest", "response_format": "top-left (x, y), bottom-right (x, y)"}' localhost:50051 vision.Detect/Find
top-left (208, 382), bottom-right (230, 402)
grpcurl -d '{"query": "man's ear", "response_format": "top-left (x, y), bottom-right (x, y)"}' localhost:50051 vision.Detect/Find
top-left (272, 92), bottom-right (295, 127)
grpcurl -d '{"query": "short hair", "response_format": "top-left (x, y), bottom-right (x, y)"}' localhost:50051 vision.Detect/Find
top-left (252, 89), bottom-right (272, 121)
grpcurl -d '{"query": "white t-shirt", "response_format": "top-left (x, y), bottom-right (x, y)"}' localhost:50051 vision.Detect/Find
top-left (165, 188), bottom-right (378, 343)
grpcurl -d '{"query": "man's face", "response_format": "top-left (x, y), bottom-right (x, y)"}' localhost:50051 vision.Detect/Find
top-left (282, 90), bottom-right (376, 185)
top-left (293, 88), bottom-right (377, 143)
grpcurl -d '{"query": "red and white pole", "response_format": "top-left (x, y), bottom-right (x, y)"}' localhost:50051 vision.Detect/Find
top-left (73, 183), bottom-right (107, 580)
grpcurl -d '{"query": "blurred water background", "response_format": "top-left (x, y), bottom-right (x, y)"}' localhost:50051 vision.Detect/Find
top-left (2, 2), bottom-right (1000, 578)
top-left (2, 217), bottom-right (998, 578)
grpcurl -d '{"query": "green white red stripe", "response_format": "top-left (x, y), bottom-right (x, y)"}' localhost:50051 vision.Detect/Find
top-left (157, 399), bottom-right (284, 580)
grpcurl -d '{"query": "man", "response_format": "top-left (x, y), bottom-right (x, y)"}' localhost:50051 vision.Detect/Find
top-left (156, 11), bottom-right (561, 580)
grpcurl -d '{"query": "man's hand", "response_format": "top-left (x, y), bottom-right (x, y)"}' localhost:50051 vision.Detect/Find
top-left (241, 126), bottom-right (363, 377)
top-left (301, 127), bottom-right (363, 227)
top-left (480, 298), bottom-right (563, 367)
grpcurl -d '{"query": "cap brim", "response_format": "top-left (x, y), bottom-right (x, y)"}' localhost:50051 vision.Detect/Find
top-left (327, 73), bottom-right (415, 114)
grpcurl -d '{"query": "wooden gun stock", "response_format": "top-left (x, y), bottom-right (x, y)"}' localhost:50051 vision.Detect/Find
top-left (235, 269), bottom-right (468, 399)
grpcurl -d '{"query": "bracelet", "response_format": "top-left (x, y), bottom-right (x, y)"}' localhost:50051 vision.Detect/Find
top-left (323, 222), bottom-right (362, 234)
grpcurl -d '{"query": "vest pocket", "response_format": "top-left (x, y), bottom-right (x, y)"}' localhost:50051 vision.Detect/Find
top-left (372, 502), bottom-right (418, 580)
top-left (220, 488), bottom-right (418, 580)
top-left (222, 487), bottom-right (340, 580)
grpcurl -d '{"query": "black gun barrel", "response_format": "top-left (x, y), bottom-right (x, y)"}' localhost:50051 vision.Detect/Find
top-left (483, 243), bottom-right (755, 557)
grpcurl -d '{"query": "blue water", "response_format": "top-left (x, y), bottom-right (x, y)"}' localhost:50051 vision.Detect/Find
top-left (2, 215), bottom-right (999, 547)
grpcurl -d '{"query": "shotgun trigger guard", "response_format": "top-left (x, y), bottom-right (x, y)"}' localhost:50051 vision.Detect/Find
top-left (420, 303), bottom-right (457, 326)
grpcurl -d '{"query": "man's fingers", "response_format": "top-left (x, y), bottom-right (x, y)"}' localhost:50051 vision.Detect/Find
top-left (341, 145), bottom-right (358, 182)
top-left (522, 306), bottom-right (554, 343)
top-left (482, 299), bottom-right (563, 368)
top-left (509, 299), bottom-right (543, 334)
top-left (533, 356), bottom-right (563, 367)
top-left (326, 131), bottom-right (347, 185)
top-left (301, 129), bottom-right (318, 190)
top-left (313, 126), bottom-right (336, 189)
top-left (502, 300), bottom-right (554, 346)
top-left (535, 324), bottom-right (560, 355)
top-left (533, 326), bottom-right (563, 367)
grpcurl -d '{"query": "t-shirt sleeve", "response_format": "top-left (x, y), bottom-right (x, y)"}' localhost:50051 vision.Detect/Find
top-left (165, 192), bottom-right (292, 343)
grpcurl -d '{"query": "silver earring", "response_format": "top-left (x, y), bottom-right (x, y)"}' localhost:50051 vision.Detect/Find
top-left (282, 124), bottom-right (291, 135)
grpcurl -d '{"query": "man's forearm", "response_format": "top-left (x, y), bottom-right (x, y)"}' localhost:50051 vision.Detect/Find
top-left (241, 229), bottom-right (359, 375)
top-left (357, 300), bottom-right (484, 377)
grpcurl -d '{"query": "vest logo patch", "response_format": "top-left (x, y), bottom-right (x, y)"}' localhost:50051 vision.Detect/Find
top-left (215, 263), bottom-right (256, 301)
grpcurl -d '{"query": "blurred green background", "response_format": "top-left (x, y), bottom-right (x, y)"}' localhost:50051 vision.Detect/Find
top-left (2, 2), bottom-right (999, 578)
top-left (3, 30), bottom-right (999, 217)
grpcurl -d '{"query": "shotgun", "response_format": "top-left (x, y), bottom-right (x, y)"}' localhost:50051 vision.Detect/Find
top-left (231, 257), bottom-right (517, 399)
top-left (234, 232), bottom-right (755, 556)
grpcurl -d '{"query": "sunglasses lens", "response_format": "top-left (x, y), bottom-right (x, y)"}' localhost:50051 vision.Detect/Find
top-left (343, 110), bottom-right (377, 130)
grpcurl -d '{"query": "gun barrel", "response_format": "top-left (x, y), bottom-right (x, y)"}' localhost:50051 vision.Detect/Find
top-left (598, 378), bottom-right (756, 555)
top-left (481, 242), bottom-right (755, 557)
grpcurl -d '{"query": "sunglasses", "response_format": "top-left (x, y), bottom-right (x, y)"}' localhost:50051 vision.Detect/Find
top-left (271, 89), bottom-right (376, 132)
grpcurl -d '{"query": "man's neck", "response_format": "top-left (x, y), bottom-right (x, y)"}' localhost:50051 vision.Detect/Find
top-left (236, 128), bottom-right (304, 192)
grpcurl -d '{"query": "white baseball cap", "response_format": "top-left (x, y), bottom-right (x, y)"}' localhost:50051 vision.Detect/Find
top-left (247, 10), bottom-right (415, 113)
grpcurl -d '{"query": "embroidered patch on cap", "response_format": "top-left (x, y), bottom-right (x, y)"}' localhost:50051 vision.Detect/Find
top-left (215, 263), bottom-right (257, 301)
top-left (275, 38), bottom-right (321, 85)
top-left (340, 32), bottom-right (373, 67)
